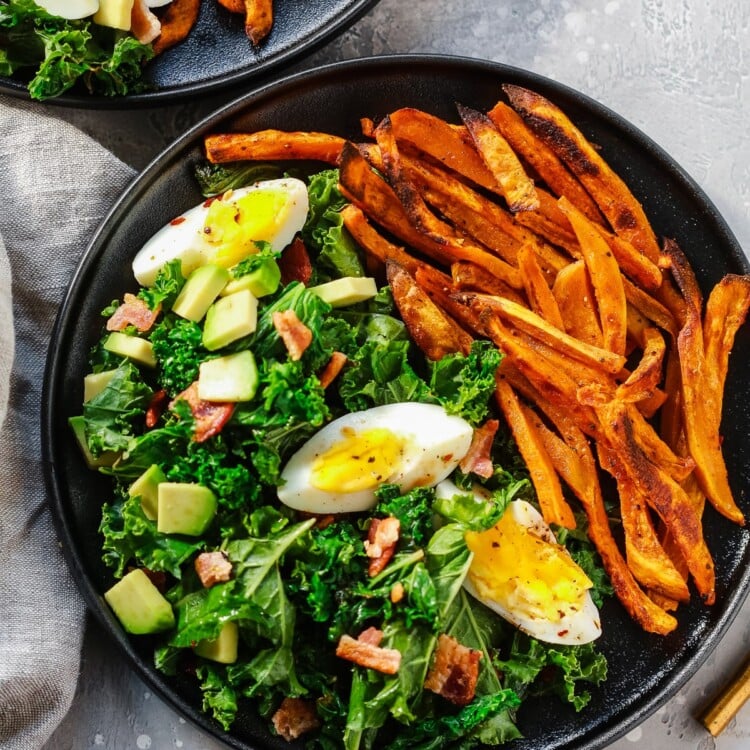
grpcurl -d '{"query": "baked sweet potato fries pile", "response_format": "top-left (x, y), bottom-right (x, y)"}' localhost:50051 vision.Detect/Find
top-left (203, 85), bottom-right (750, 635)
top-left (152, 0), bottom-right (272, 55)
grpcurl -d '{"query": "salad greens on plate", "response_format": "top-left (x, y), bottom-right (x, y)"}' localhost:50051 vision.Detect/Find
top-left (74, 164), bottom-right (609, 748)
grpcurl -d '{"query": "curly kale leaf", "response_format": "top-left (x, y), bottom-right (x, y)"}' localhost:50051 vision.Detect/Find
top-left (150, 314), bottom-right (212, 394)
top-left (138, 259), bottom-right (185, 312)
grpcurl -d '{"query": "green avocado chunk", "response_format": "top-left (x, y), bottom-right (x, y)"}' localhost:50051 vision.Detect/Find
top-left (197, 350), bottom-right (258, 402)
top-left (104, 568), bottom-right (175, 635)
top-left (157, 482), bottom-right (217, 536)
top-left (194, 621), bottom-right (239, 664)
top-left (83, 369), bottom-right (118, 402)
top-left (222, 257), bottom-right (281, 299)
top-left (202, 289), bottom-right (258, 351)
top-left (103, 332), bottom-right (156, 368)
top-left (128, 463), bottom-right (166, 521)
top-left (172, 264), bottom-right (230, 322)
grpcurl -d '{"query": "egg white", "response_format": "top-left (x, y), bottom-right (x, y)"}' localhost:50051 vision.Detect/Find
top-left (278, 403), bottom-right (474, 514)
top-left (132, 178), bottom-right (308, 287)
top-left (436, 480), bottom-right (602, 645)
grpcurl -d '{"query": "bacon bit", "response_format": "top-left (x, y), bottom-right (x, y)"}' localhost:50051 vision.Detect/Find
top-left (170, 216), bottom-right (187, 225)
top-left (278, 237), bottom-right (312, 285)
top-left (357, 626), bottom-right (383, 646)
top-left (364, 516), bottom-right (400, 576)
top-left (424, 634), bottom-right (482, 706)
top-left (106, 293), bottom-right (160, 333)
top-left (318, 351), bottom-right (348, 389)
top-left (271, 697), bottom-right (320, 743)
top-left (390, 582), bottom-right (405, 603)
top-left (145, 389), bottom-right (169, 429)
top-left (272, 309), bottom-right (313, 361)
top-left (336, 634), bottom-right (401, 674)
top-left (458, 419), bottom-right (500, 479)
top-left (170, 382), bottom-right (235, 443)
top-left (140, 568), bottom-right (168, 593)
top-left (131, 0), bottom-right (161, 44)
top-left (194, 551), bottom-right (233, 588)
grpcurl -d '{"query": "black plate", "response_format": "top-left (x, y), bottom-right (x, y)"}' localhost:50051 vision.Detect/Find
top-left (42, 55), bottom-right (750, 750)
top-left (0, 0), bottom-right (379, 106)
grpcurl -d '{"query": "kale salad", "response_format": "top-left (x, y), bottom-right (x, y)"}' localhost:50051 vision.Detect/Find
top-left (74, 163), bottom-right (610, 749)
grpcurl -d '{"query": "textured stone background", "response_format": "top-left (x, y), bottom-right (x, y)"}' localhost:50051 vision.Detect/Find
top-left (46, 0), bottom-right (750, 748)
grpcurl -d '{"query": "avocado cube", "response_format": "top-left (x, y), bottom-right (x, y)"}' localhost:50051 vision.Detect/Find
top-left (197, 350), bottom-right (258, 402)
top-left (103, 332), bottom-right (156, 368)
top-left (157, 482), bottom-right (217, 536)
top-left (194, 621), bottom-right (239, 664)
top-left (83, 369), bottom-right (118, 402)
top-left (172, 264), bottom-right (231, 322)
top-left (202, 290), bottom-right (258, 351)
top-left (128, 464), bottom-right (166, 521)
top-left (222, 258), bottom-right (281, 299)
top-left (69, 416), bottom-right (119, 469)
top-left (104, 569), bottom-right (175, 635)
top-left (309, 276), bottom-right (378, 307)
top-left (93, 0), bottom-right (134, 30)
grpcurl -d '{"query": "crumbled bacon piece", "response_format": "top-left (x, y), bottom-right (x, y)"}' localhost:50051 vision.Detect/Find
top-left (145, 389), bottom-right (169, 429)
top-left (318, 351), bottom-right (348, 389)
top-left (424, 634), bottom-right (481, 706)
top-left (170, 382), bottom-right (235, 443)
top-left (106, 293), bottom-right (160, 333)
top-left (357, 626), bottom-right (383, 646)
top-left (194, 551), bottom-right (233, 588)
top-left (140, 568), bottom-right (168, 593)
top-left (272, 309), bottom-right (313, 361)
top-left (131, 0), bottom-right (161, 44)
top-left (364, 516), bottom-right (400, 576)
top-left (271, 697), bottom-right (320, 742)
top-left (279, 237), bottom-right (313, 286)
top-left (458, 419), bottom-right (499, 478)
top-left (336, 633), bottom-right (401, 674)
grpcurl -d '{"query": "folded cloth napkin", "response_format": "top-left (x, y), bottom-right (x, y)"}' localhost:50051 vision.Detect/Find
top-left (0, 96), bottom-right (135, 750)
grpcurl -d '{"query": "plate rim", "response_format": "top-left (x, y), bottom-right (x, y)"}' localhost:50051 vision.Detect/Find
top-left (0, 0), bottom-right (380, 109)
top-left (41, 53), bottom-right (750, 750)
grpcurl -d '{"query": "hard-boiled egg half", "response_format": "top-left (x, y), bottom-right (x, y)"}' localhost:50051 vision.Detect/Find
top-left (132, 178), bottom-right (309, 287)
top-left (278, 403), bottom-right (474, 514)
top-left (435, 480), bottom-right (601, 645)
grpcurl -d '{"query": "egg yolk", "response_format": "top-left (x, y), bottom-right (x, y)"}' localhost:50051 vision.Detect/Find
top-left (204, 189), bottom-right (289, 268)
top-left (310, 427), bottom-right (405, 493)
top-left (465, 510), bottom-right (592, 622)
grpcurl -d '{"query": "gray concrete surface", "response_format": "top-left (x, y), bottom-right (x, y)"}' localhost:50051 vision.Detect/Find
top-left (43, 1), bottom-right (750, 748)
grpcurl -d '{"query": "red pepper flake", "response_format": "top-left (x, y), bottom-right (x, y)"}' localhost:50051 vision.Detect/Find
top-left (170, 216), bottom-right (186, 226)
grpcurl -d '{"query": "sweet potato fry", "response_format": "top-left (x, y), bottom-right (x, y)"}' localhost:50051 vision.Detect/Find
top-left (598, 443), bottom-right (690, 602)
top-left (451, 261), bottom-right (526, 306)
top-left (617, 327), bottom-right (666, 404)
top-left (340, 204), bottom-right (422, 275)
top-left (152, 0), bottom-right (200, 55)
top-left (244, 0), bottom-right (273, 44)
top-left (415, 266), bottom-right (484, 338)
top-left (552, 261), bottom-right (604, 348)
top-left (205, 130), bottom-right (345, 165)
top-left (457, 103), bottom-right (539, 212)
top-left (513, 188), bottom-right (581, 258)
top-left (495, 378), bottom-right (576, 528)
top-left (664, 239), bottom-right (745, 525)
top-left (597, 398), bottom-right (715, 604)
top-left (387, 261), bottom-right (473, 359)
top-left (372, 120), bottom-right (524, 289)
top-left (622, 276), bottom-right (677, 338)
top-left (504, 84), bottom-right (661, 262)
top-left (597, 227), bottom-right (663, 292)
top-left (517, 242), bottom-right (565, 330)
top-left (216, 0), bottom-right (245, 12)
top-left (558, 196), bottom-right (627, 356)
top-left (388, 108), bottom-right (498, 192)
top-left (465, 292), bottom-right (626, 375)
top-left (488, 99), bottom-right (604, 223)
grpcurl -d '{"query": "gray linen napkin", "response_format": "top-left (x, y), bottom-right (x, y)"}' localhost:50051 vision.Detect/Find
top-left (0, 96), bottom-right (135, 750)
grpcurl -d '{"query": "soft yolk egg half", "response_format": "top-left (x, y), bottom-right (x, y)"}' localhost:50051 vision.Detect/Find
top-left (277, 403), bottom-right (474, 514)
top-left (132, 178), bottom-right (308, 287)
top-left (436, 481), bottom-right (601, 645)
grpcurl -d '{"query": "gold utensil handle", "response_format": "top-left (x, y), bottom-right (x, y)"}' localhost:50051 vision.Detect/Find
top-left (700, 657), bottom-right (750, 737)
